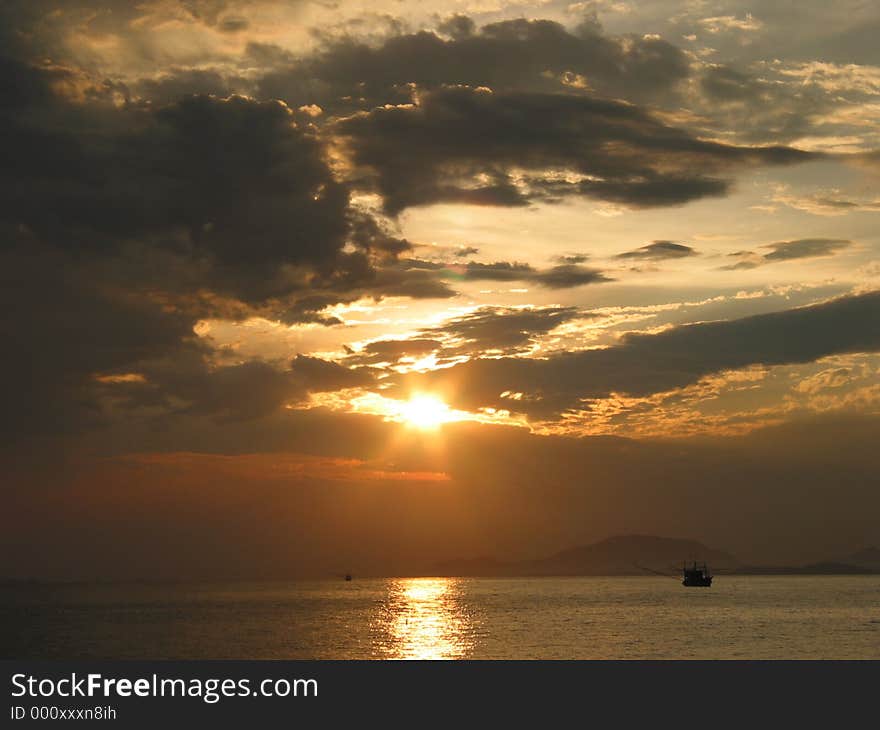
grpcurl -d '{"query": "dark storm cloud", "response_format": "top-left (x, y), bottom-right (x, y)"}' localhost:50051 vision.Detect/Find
top-left (336, 86), bottom-right (815, 214)
top-left (0, 56), bottom-right (460, 323)
top-left (721, 238), bottom-right (852, 270)
top-left (616, 241), bottom-right (697, 260)
top-left (142, 97), bottom-right (347, 285)
top-left (0, 74), bottom-right (353, 304)
top-left (0, 244), bottom-right (203, 439)
top-left (256, 16), bottom-right (692, 112)
top-left (0, 55), bottom-right (461, 441)
top-left (398, 292), bottom-right (880, 416)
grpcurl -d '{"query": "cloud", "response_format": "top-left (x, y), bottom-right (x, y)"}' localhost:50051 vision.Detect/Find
top-left (0, 60), bottom-right (463, 324)
top-left (0, 59), bottom-right (465, 440)
top-left (771, 188), bottom-right (880, 216)
top-left (0, 244), bottom-right (204, 439)
top-left (396, 292), bottom-right (880, 417)
top-left (387, 257), bottom-right (611, 289)
top-left (170, 359), bottom-right (305, 422)
top-left (0, 77), bottom-right (358, 306)
top-left (217, 15), bottom-right (250, 33)
top-left (423, 306), bottom-right (583, 355)
top-left (763, 238), bottom-right (852, 261)
top-left (721, 254), bottom-right (763, 271)
top-left (132, 68), bottom-right (246, 105)
top-left (532, 264), bottom-right (611, 288)
top-left (697, 14), bottom-right (764, 34)
top-left (3, 3), bottom-right (875, 155)
top-left (461, 261), bottom-right (611, 288)
top-left (362, 263), bottom-right (460, 300)
top-left (458, 261), bottom-right (536, 281)
top-left (92, 351), bottom-right (378, 426)
top-left (692, 56), bottom-right (880, 147)
top-left (336, 86), bottom-right (815, 214)
top-left (0, 8), bottom-right (873, 441)
top-left (454, 246), bottom-right (480, 258)
top-left (700, 65), bottom-right (768, 102)
top-left (348, 212), bottom-right (413, 258)
top-left (616, 241), bottom-right (698, 260)
top-left (257, 16), bottom-right (692, 112)
top-left (722, 238), bottom-right (852, 269)
top-left (289, 355), bottom-right (376, 392)
top-left (348, 306), bottom-right (583, 365)
top-left (555, 253), bottom-right (590, 264)
top-left (0, 2), bottom-right (879, 584)
top-left (794, 367), bottom-right (854, 394)
top-left (347, 339), bottom-right (445, 366)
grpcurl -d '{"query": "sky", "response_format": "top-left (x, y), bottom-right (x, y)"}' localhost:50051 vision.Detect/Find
top-left (1, 0), bottom-right (879, 578)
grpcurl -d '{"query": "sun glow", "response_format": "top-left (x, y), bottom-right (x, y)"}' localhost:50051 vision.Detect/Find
top-left (399, 394), bottom-right (456, 429)
top-left (306, 390), bottom-right (524, 430)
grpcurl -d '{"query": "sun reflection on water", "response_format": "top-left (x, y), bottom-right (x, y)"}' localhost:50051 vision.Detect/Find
top-left (376, 578), bottom-right (475, 659)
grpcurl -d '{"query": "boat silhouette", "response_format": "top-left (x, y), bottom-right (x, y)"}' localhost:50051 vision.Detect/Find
top-left (682, 561), bottom-right (712, 587)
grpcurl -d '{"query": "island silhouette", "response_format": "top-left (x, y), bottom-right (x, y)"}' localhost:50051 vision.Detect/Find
top-left (430, 535), bottom-right (880, 577)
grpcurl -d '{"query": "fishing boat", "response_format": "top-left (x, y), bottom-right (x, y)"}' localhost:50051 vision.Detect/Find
top-left (682, 561), bottom-right (712, 587)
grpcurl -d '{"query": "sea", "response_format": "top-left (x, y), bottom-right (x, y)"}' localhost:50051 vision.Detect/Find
top-left (3, 576), bottom-right (879, 659)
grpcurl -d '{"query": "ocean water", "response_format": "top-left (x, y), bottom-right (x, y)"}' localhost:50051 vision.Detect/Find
top-left (3, 576), bottom-right (879, 659)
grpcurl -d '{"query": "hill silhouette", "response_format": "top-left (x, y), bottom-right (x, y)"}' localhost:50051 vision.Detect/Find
top-left (844, 546), bottom-right (880, 568)
top-left (433, 534), bottom-right (738, 577)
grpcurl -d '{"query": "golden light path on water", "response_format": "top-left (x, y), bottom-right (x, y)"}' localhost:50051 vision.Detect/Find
top-left (376, 578), bottom-right (476, 659)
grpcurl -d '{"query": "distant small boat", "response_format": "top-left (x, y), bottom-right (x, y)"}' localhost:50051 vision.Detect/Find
top-left (344, 573), bottom-right (352, 582)
top-left (682, 561), bottom-right (712, 587)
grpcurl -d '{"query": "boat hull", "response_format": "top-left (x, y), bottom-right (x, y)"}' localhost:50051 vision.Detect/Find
top-left (682, 561), bottom-right (712, 587)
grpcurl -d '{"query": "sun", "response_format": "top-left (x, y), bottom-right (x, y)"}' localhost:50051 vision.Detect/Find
top-left (399, 394), bottom-right (455, 429)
